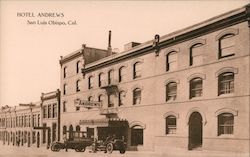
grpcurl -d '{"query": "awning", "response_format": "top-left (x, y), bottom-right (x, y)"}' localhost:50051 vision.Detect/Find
top-left (79, 111), bottom-right (108, 126)
top-left (79, 111), bottom-right (128, 127)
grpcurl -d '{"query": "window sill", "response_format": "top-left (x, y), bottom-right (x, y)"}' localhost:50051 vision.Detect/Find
top-left (165, 133), bottom-right (177, 137)
top-left (166, 100), bottom-right (177, 103)
top-left (218, 134), bottom-right (234, 139)
top-left (189, 96), bottom-right (203, 101)
top-left (218, 93), bottom-right (234, 98)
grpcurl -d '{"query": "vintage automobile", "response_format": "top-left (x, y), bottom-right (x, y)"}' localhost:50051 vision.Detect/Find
top-left (51, 131), bottom-right (93, 152)
top-left (92, 136), bottom-right (126, 154)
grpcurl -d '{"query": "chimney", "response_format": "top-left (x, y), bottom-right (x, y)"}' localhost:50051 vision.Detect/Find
top-left (107, 30), bottom-right (112, 55)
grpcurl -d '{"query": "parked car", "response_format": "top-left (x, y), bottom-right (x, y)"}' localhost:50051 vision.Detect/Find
top-left (92, 136), bottom-right (126, 154)
top-left (51, 131), bottom-right (92, 152)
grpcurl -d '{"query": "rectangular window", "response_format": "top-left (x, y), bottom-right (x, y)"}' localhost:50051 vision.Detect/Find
top-left (43, 106), bottom-right (47, 118)
top-left (108, 94), bottom-right (115, 107)
top-left (133, 62), bottom-right (142, 79)
top-left (190, 44), bottom-right (203, 66)
top-left (63, 84), bottom-right (67, 95)
top-left (48, 104), bottom-right (52, 118)
top-left (37, 114), bottom-right (40, 127)
top-left (218, 113), bottom-right (234, 135)
top-left (63, 102), bottom-right (66, 112)
top-left (166, 82), bottom-right (177, 101)
top-left (63, 67), bottom-right (67, 78)
top-left (88, 77), bottom-right (93, 89)
top-left (166, 52), bottom-right (177, 71)
top-left (52, 103), bottom-right (57, 118)
top-left (219, 34), bottom-right (235, 58)
top-left (190, 78), bottom-right (202, 98)
top-left (166, 116), bottom-right (177, 134)
top-left (133, 89), bottom-right (141, 105)
top-left (218, 73), bottom-right (234, 95)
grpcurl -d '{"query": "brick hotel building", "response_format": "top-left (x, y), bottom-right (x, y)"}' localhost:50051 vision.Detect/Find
top-left (0, 4), bottom-right (249, 153)
top-left (59, 4), bottom-right (250, 153)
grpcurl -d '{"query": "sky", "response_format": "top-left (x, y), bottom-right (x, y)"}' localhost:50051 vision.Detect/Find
top-left (0, 0), bottom-right (249, 106)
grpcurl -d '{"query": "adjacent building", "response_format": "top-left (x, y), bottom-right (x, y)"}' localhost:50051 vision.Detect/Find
top-left (39, 90), bottom-right (60, 148)
top-left (59, 4), bottom-right (250, 153)
top-left (0, 103), bottom-right (42, 148)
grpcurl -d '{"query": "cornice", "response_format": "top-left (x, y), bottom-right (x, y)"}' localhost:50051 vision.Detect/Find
top-left (83, 5), bottom-right (250, 74)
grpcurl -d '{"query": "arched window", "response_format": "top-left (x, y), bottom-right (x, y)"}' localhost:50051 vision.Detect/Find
top-left (119, 91), bottom-right (126, 106)
top-left (108, 94), bottom-right (115, 107)
top-left (218, 113), bottom-right (234, 135)
top-left (218, 72), bottom-right (234, 95)
top-left (166, 51), bottom-right (177, 71)
top-left (98, 94), bottom-right (105, 107)
top-left (63, 84), bottom-right (67, 95)
top-left (190, 78), bottom-right (202, 99)
top-left (63, 101), bottom-right (66, 112)
top-left (88, 76), bottom-right (93, 89)
top-left (63, 67), bottom-right (67, 78)
top-left (119, 66), bottom-right (126, 82)
top-left (166, 82), bottom-right (177, 101)
top-left (98, 73), bottom-right (104, 87)
top-left (219, 34), bottom-right (235, 59)
top-left (108, 69), bottom-right (114, 84)
top-left (165, 115), bottom-right (177, 134)
top-left (88, 96), bottom-right (93, 102)
top-left (76, 80), bottom-right (80, 92)
top-left (133, 88), bottom-right (141, 105)
top-left (76, 125), bottom-right (80, 132)
top-left (76, 61), bottom-right (81, 74)
top-left (133, 62), bottom-right (142, 79)
top-left (63, 126), bottom-right (67, 135)
top-left (190, 43), bottom-right (203, 66)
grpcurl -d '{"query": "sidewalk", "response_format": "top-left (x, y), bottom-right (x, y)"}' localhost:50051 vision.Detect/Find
top-left (0, 143), bottom-right (249, 157)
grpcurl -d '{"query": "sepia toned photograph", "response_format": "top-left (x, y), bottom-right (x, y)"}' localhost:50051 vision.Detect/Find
top-left (0, 0), bottom-right (250, 156)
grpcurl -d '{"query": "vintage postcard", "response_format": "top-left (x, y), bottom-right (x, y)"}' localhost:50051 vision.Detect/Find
top-left (0, 1), bottom-right (249, 156)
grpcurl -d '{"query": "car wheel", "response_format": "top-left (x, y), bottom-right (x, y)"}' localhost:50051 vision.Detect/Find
top-left (51, 143), bottom-right (61, 152)
top-left (120, 149), bottom-right (125, 154)
top-left (78, 147), bottom-right (86, 152)
top-left (106, 143), bottom-right (113, 154)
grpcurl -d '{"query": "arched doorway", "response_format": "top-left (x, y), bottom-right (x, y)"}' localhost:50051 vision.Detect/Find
top-left (131, 125), bottom-right (143, 147)
top-left (188, 112), bottom-right (202, 150)
top-left (69, 125), bottom-right (73, 141)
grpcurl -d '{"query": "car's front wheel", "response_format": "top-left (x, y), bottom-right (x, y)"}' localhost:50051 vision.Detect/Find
top-left (106, 143), bottom-right (113, 154)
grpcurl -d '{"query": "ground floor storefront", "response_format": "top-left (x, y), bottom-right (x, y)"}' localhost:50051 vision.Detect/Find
top-left (0, 130), bottom-right (41, 148)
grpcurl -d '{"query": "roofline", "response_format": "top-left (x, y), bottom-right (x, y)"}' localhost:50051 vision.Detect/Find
top-left (83, 4), bottom-right (250, 73)
top-left (59, 46), bottom-right (108, 66)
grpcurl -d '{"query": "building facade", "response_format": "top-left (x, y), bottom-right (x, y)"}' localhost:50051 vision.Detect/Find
top-left (0, 103), bottom-right (42, 148)
top-left (40, 90), bottom-right (61, 148)
top-left (59, 4), bottom-right (250, 153)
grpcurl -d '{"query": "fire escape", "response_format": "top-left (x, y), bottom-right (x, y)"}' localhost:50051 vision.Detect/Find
top-left (99, 79), bottom-right (119, 118)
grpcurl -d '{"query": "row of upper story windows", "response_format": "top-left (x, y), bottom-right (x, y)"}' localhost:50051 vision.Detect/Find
top-left (0, 114), bottom-right (41, 128)
top-left (166, 72), bottom-right (234, 101)
top-left (165, 112), bottom-right (234, 136)
top-left (42, 103), bottom-right (58, 119)
top-left (62, 63), bottom-right (140, 94)
top-left (62, 29), bottom-right (238, 80)
top-left (62, 87), bottom-right (141, 112)
top-left (62, 68), bottom-right (236, 111)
